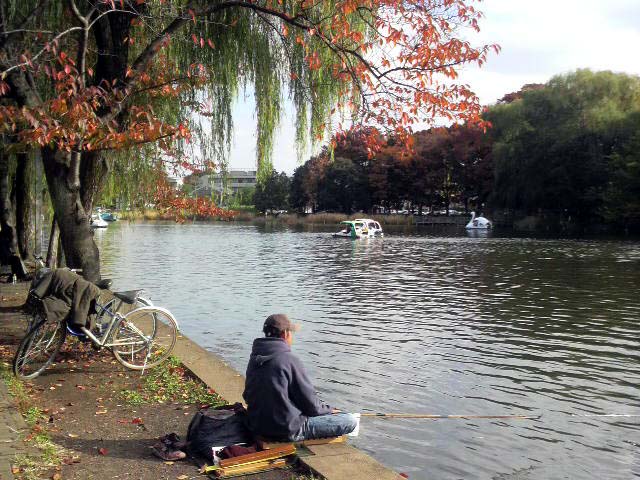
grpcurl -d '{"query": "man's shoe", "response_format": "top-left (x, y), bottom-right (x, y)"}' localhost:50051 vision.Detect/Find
top-left (151, 445), bottom-right (187, 461)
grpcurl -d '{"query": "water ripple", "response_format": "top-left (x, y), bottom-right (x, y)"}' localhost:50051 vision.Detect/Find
top-left (96, 223), bottom-right (640, 480)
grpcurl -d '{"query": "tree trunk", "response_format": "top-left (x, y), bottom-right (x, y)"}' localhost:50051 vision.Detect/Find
top-left (33, 150), bottom-right (44, 256)
top-left (80, 151), bottom-right (111, 212)
top-left (56, 234), bottom-right (66, 268)
top-left (0, 146), bottom-right (17, 259)
top-left (46, 216), bottom-right (59, 269)
top-left (15, 152), bottom-right (34, 259)
top-left (42, 147), bottom-right (101, 282)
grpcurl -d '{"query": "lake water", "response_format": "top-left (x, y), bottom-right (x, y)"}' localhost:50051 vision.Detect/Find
top-left (95, 222), bottom-right (640, 480)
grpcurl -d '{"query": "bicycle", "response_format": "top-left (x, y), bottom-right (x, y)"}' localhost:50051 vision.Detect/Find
top-left (13, 282), bottom-right (178, 380)
top-left (26, 259), bottom-right (153, 331)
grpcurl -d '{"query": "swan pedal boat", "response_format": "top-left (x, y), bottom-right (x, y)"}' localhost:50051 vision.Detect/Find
top-left (333, 219), bottom-right (384, 239)
top-left (465, 212), bottom-right (492, 230)
top-left (90, 214), bottom-right (108, 228)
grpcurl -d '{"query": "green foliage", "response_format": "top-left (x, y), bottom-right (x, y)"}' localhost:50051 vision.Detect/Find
top-left (228, 186), bottom-right (255, 209)
top-left (317, 157), bottom-right (361, 214)
top-left (487, 69), bottom-right (640, 226)
top-left (601, 111), bottom-right (640, 224)
top-left (254, 170), bottom-right (291, 213)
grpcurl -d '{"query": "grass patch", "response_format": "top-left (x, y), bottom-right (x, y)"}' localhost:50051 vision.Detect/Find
top-left (12, 434), bottom-right (63, 480)
top-left (120, 389), bottom-right (146, 405)
top-left (120, 356), bottom-right (226, 406)
top-left (23, 406), bottom-right (44, 427)
top-left (1, 360), bottom-right (32, 413)
top-left (12, 454), bottom-right (42, 480)
top-left (1, 361), bottom-right (64, 479)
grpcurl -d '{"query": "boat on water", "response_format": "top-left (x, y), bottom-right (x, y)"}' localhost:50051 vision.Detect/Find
top-left (100, 211), bottom-right (118, 222)
top-left (465, 211), bottom-right (492, 230)
top-left (333, 218), bottom-right (384, 239)
top-left (90, 214), bottom-right (108, 228)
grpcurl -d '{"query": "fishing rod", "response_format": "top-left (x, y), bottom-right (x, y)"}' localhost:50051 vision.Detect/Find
top-left (359, 413), bottom-right (640, 420)
top-left (360, 413), bottom-right (537, 420)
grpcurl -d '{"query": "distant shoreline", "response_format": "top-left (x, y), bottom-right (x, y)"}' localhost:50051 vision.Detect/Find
top-left (118, 210), bottom-right (419, 226)
top-left (115, 209), bottom-right (640, 237)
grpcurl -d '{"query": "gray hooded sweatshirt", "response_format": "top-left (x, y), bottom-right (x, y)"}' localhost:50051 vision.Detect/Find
top-left (243, 337), bottom-right (331, 440)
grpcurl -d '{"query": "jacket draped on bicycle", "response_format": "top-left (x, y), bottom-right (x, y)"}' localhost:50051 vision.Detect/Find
top-left (31, 269), bottom-right (101, 328)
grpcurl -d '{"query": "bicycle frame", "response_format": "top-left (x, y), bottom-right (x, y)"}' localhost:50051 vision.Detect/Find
top-left (79, 303), bottom-right (179, 349)
top-left (80, 300), bottom-right (127, 348)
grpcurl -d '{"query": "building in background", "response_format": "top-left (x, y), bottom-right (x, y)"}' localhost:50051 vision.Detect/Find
top-left (184, 169), bottom-right (257, 204)
top-left (166, 177), bottom-right (179, 189)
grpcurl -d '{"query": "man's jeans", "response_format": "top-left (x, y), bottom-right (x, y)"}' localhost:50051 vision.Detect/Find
top-left (291, 413), bottom-right (358, 441)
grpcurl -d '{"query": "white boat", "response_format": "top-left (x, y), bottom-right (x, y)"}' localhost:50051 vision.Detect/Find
top-left (333, 219), bottom-right (384, 239)
top-left (465, 211), bottom-right (492, 230)
top-left (90, 214), bottom-right (108, 228)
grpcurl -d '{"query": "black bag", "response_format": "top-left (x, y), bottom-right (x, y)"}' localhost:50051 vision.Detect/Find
top-left (186, 406), bottom-right (253, 461)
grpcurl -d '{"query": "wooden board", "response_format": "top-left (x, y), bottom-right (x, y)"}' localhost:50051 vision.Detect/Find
top-left (260, 435), bottom-right (347, 449)
top-left (215, 458), bottom-right (288, 477)
top-left (219, 444), bottom-right (296, 468)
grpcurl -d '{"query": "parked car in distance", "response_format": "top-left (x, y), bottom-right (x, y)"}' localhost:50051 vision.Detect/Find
top-left (434, 209), bottom-right (463, 216)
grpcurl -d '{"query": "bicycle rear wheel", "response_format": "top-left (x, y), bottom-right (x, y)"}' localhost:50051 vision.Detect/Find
top-left (13, 320), bottom-right (66, 379)
top-left (110, 306), bottom-right (178, 370)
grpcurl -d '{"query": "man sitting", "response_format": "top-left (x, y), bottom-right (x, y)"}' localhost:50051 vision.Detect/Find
top-left (243, 314), bottom-right (358, 441)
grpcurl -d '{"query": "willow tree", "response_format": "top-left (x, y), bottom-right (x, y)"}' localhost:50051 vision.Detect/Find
top-left (0, 0), bottom-right (495, 281)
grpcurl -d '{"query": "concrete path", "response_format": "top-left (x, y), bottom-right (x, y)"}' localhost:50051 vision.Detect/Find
top-left (0, 282), bottom-right (31, 480)
top-left (0, 381), bottom-right (29, 480)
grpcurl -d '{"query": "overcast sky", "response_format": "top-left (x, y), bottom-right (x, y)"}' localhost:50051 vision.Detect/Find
top-left (225, 0), bottom-right (640, 174)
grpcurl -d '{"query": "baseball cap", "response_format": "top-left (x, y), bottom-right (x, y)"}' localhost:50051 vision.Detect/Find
top-left (263, 314), bottom-right (300, 334)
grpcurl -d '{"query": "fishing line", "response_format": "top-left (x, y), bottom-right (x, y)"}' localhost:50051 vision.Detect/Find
top-left (359, 413), bottom-right (640, 419)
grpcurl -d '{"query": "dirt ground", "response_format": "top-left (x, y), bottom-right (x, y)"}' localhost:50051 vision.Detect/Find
top-left (1, 283), bottom-right (309, 480)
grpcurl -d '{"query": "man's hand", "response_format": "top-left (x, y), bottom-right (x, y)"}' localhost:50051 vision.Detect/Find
top-left (332, 409), bottom-right (342, 414)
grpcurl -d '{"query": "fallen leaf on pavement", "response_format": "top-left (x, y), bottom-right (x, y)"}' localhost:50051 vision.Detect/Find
top-left (132, 417), bottom-right (143, 424)
top-left (98, 447), bottom-right (108, 456)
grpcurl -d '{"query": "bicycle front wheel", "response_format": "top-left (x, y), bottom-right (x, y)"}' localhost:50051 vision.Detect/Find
top-left (13, 320), bottom-right (66, 379)
top-left (110, 306), bottom-right (177, 370)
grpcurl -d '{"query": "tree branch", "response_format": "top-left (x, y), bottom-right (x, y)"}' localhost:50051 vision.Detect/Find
top-left (0, 0), bottom-right (51, 49)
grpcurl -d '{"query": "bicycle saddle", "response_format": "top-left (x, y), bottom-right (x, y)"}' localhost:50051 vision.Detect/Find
top-left (95, 278), bottom-right (113, 290)
top-left (113, 290), bottom-right (143, 304)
